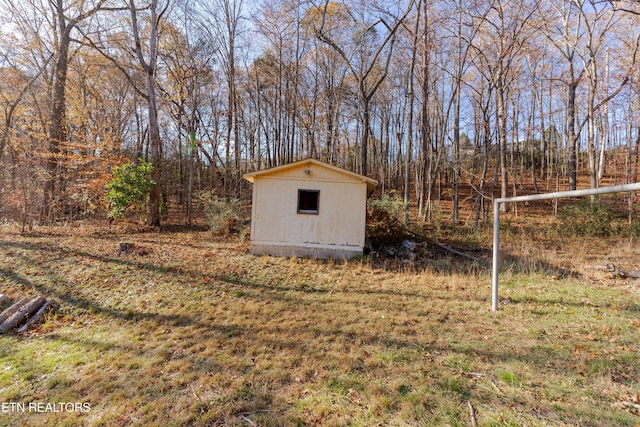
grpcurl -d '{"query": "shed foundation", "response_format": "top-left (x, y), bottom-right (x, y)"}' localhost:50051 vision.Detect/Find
top-left (250, 242), bottom-right (362, 259)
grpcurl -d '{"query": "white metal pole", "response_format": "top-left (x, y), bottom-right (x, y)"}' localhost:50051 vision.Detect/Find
top-left (495, 183), bottom-right (640, 204)
top-left (490, 182), bottom-right (640, 312)
top-left (492, 199), bottom-right (500, 312)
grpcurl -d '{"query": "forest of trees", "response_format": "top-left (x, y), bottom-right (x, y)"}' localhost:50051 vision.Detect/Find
top-left (1, 0), bottom-right (639, 228)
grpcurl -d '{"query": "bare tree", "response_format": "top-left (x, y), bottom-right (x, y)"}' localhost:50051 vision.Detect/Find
top-left (0, 48), bottom-right (51, 161)
top-left (543, 0), bottom-right (638, 190)
top-left (468, 0), bottom-right (538, 210)
top-left (196, 0), bottom-right (244, 197)
top-left (83, 0), bottom-right (169, 226)
top-left (315, 0), bottom-right (415, 176)
top-left (1, 0), bottom-right (109, 220)
top-left (402, 0), bottom-right (423, 224)
top-left (609, 0), bottom-right (640, 15)
top-left (128, 0), bottom-right (168, 226)
top-left (160, 5), bottom-right (216, 223)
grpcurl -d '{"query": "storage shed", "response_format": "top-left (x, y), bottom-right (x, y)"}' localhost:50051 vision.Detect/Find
top-left (242, 158), bottom-right (378, 259)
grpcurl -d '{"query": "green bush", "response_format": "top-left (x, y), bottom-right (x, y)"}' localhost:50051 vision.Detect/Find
top-left (105, 160), bottom-right (155, 221)
top-left (559, 198), bottom-right (619, 237)
top-left (368, 191), bottom-right (409, 223)
top-left (367, 191), bottom-right (412, 247)
top-left (197, 192), bottom-right (241, 235)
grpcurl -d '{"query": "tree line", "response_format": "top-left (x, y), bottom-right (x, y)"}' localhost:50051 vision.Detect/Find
top-left (0, 0), bottom-right (639, 228)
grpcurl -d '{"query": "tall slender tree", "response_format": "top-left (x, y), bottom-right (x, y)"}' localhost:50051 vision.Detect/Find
top-left (1, 0), bottom-right (109, 220)
top-left (127, 0), bottom-right (168, 226)
top-left (315, 0), bottom-right (415, 176)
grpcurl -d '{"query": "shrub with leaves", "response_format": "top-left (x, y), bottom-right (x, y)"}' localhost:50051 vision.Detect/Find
top-left (368, 191), bottom-right (408, 222)
top-left (105, 160), bottom-right (156, 220)
top-left (198, 191), bottom-right (242, 235)
top-left (367, 191), bottom-right (412, 247)
top-left (559, 197), bottom-right (619, 237)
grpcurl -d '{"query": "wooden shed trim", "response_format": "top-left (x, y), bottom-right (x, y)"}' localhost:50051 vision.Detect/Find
top-left (242, 158), bottom-right (378, 194)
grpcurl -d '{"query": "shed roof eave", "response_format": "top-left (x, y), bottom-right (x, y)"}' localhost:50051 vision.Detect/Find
top-left (242, 158), bottom-right (378, 192)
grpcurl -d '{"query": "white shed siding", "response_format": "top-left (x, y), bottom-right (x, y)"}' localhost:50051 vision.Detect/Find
top-left (252, 177), bottom-right (366, 247)
top-left (244, 159), bottom-right (377, 259)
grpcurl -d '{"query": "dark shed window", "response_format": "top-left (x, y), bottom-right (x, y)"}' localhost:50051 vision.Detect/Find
top-left (297, 190), bottom-right (320, 214)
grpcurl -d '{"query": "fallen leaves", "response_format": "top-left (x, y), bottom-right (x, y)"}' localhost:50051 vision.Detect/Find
top-left (1, 225), bottom-right (639, 425)
top-left (613, 394), bottom-right (640, 415)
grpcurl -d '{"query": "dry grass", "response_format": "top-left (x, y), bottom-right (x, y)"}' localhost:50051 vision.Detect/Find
top-left (0, 220), bottom-right (639, 426)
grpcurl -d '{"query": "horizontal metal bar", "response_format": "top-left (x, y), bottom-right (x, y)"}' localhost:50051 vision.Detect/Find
top-left (492, 182), bottom-right (640, 312)
top-left (496, 182), bottom-right (640, 205)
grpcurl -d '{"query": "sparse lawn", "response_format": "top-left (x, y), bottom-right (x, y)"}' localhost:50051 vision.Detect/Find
top-left (0, 223), bottom-right (639, 426)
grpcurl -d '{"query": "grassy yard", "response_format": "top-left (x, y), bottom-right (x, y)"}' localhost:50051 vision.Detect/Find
top-left (0, 223), bottom-right (639, 426)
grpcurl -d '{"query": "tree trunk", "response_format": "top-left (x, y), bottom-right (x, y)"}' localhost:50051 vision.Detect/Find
top-left (16, 301), bottom-right (53, 333)
top-left (43, 7), bottom-right (73, 222)
top-left (41, 0), bottom-right (106, 221)
top-left (361, 89), bottom-right (370, 176)
top-left (538, 78), bottom-right (547, 181)
top-left (0, 296), bottom-right (46, 334)
top-left (0, 298), bottom-right (30, 324)
top-left (587, 77), bottom-right (598, 189)
top-left (567, 79), bottom-right (578, 191)
top-left (129, 0), bottom-right (164, 227)
top-left (146, 70), bottom-right (162, 227)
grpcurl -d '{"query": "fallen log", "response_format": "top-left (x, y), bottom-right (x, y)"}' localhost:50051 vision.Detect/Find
top-left (584, 264), bottom-right (616, 272)
top-left (468, 400), bottom-right (478, 427)
top-left (0, 297), bottom-right (30, 324)
top-left (618, 270), bottom-right (640, 280)
top-left (392, 220), bottom-right (485, 263)
top-left (0, 296), bottom-right (46, 334)
top-left (431, 240), bottom-right (484, 263)
top-left (16, 301), bottom-right (53, 333)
